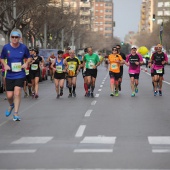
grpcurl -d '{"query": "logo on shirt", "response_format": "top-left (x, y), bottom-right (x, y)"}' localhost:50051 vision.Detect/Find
top-left (7, 50), bottom-right (10, 56)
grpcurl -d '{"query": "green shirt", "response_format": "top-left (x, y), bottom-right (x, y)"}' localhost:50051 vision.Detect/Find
top-left (83, 53), bottom-right (100, 69)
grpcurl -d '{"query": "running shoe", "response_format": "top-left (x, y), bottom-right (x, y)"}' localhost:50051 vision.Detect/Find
top-left (154, 91), bottom-right (157, 96)
top-left (131, 92), bottom-right (135, 97)
top-left (159, 90), bottom-right (162, 96)
top-left (56, 94), bottom-right (60, 99)
top-left (35, 94), bottom-right (39, 99)
top-left (68, 93), bottom-right (72, 98)
top-left (73, 92), bottom-right (76, 97)
top-left (87, 91), bottom-right (90, 97)
top-left (32, 93), bottom-right (35, 98)
top-left (135, 86), bottom-right (138, 93)
top-left (13, 115), bottom-right (21, 121)
top-left (24, 92), bottom-right (29, 98)
top-left (91, 92), bottom-right (94, 98)
top-left (110, 93), bottom-right (114, 97)
top-left (115, 91), bottom-right (119, 97)
top-left (84, 92), bottom-right (88, 97)
top-left (5, 104), bottom-right (14, 117)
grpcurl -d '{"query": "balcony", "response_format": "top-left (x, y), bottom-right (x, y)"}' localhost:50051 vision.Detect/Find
top-left (80, 11), bottom-right (90, 16)
top-left (80, 2), bottom-right (91, 8)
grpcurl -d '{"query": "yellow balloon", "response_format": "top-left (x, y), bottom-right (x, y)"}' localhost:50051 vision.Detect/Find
top-left (138, 46), bottom-right (149, 55)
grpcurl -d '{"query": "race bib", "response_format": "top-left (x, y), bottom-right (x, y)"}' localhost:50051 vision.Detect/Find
top-left (56, 66), bottom-right (62, 72)
top-left (89, 61), bottom-right (95, 69)
top-left (68, 64), bottom-right (75, 71)
top-left (25, 70), bottom-right (29, 75)
top-left (31, 64), bottom-right (38, 70)
top-left (156, 69), bottom-right (163, 73)
top-left (111, 63), bottom-right (118, 70)
top-left (11, 62), bottom-right (21, 72)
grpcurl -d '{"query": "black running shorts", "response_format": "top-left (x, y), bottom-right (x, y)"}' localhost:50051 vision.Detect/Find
top-left (6, 78), bottom-right (25, 91)
top-left (85, 69), bottom-right (97, 78)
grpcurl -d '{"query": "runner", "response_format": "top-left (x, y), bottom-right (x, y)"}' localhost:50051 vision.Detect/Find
top-left (116, 44), bottom-right (126, 91)
top-left (82, 48), bottom-right (88, 96)
top-left (63, 47), bottom-right (71, 88)
top-left (0, 31), bottom-right (31, 121)
top-left (51, 50), bottom-right (67, 99)
top-left (108, 47), bottom-right (124, 97)
top-left (150, 44), bottom-right (168, 96)
top-left (83, 47), bottom-right (100, 98)
top-left (29, 48), bottom-right (44, 99)
top-left (46, 52), bottom-right (56, 82)
top-left (65, 50), bottom-right (81, 98)
top-left (125, 46), bottom-right (144, 97)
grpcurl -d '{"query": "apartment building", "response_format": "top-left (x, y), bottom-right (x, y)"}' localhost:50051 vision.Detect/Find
top-left (139, 0), bottom-right (170, 33)
top-left (93, 0), bottom-right (114, 38)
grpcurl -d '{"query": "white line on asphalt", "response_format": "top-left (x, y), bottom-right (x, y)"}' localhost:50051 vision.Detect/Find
top-left (75, 125), bottom-right (86, 137)
top-left (74, 149), bottom-right (113, 153)
top-left (98, 89), bottom-right (102, 91)
top-left (148, 136), bottom-right (170, 145)
top-left (84, 110), bottom-right (93, 117)
top-left (91, 100), bottom-right (97, 105)
top-left (102, 82), bottom-right (104, 84)
top-left (80, 136), bottom-right (117, 144)
top-left (100, 85), bottom-right (103, 87)
top-left (12, 137), bottom-right (53, 144)
top-left (142, 70), bottom-right (170, 85)
top-left (152, 149), bottom-right (170, 153)
top-left (0, 150), bottom-right (36, 153)
top-left (95, 94), bottom-right (100, 97)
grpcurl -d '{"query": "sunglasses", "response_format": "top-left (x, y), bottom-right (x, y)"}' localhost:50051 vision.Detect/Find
top-left (11, 36), bottom-right (19, 39)
top-left (112, 49), bottom-right (117, 51)
top-left (116, 48), bottom-right (120, 49)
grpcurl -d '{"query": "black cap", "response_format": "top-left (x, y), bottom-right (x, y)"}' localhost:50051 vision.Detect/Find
top-left (58, 50), bottom-right (64, 54)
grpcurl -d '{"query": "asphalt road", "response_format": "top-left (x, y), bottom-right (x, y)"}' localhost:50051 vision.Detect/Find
top-left (0, 64), bottom-right (170, 170)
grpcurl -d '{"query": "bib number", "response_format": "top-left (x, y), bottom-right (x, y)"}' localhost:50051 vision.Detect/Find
top-left (156, 69), bottom-right (163, 74)
top-left (89, 61), bottom-right (95, 69)
top-left (31, 64), bottom-right (38, 70)
top-left (11, 62), bottom-right (21, 72)
top-left (25, 70), bottom-right (29, 75)
top-left (111, 63), bottom-right (117, 70)
top-left (68, 64), bottom-right (75, 71)
top-left (56, 66), bottom-right (62, 72)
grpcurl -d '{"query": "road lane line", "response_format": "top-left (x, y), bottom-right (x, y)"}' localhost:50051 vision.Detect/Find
top-left (152, 149), bottom-right (170, 153)
top-left (100, 85), bottom-right (103, 87)
top-left (84, 110), bottom-right (93, 117)
top-left (91, 100), bottom-right (97, 105)
top-left (80, 136), bottom-right (116, 144)
top-left (74, 149), bottom-right (113, 153)
top-left (12, 137), bottom-right (53, 144)
top-left (102, 82), bottom-right (104, 84)
top-left (95, 94), bottom-right (99, 97)
top-left (75, 125), bottom-right (86, 137)
top-left (98, 89), bottom-right (102, 91)
top-left (0, 150), bottom-right (36, 153)
top-left (148, 136), bottom-right (170, 144)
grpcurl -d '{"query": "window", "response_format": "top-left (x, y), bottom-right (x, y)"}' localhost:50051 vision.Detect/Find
top-left (157, 19), bottom-right (163, 24)
top-left (157, 11), bottom-right (163, 16)
top-left (105, 27), bottom-right (112, 30)
top-left (164, 2), bottom-right (170, 7)
top-left (100, 4), bottom-right (103, 6)
top-left (158, 2), bottom-right (163, 7)
top-left (100, 10), bottom-right (103, 13)
top-left (100, 22), bottom-right (103, 25)
top-left (164, 10), bottom-right (170, 16)
top-left (95, 10), bottom-right (98, 12)
top-left (96, 4), bottom-right (98, 6)
top-left (105, 33), bottom-right (112, 36)
top-left (105, 15), bottom-right (112, 18)
top-left (100, 28), bottom-right (103, 30)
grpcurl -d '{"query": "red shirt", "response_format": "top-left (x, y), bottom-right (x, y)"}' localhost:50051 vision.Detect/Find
top-left (62, 53), bottom-right (69, 59)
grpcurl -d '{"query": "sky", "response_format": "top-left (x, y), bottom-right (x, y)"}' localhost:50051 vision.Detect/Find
top-left (113, 0), bottom-right (142, 41)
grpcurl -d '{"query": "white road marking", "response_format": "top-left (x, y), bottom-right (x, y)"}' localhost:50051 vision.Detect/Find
top-left (80, 136), bottom-right (116, 144)
top-left (75, 125), bottom-right (86, 137)
top-left (12, 137), bottom-right (53, 144)
top-left (152, 149), bottom-right (170, 153)
top-left (148, 136), bottom-right (170, 145)
top-left (95, 94), bottom-right (100, 98)
top-left (84, 110), bottom-right (93, 117)
top-left (102, 82), bottom-right (105, 84)
top-left (100, 85), bottom-right (103, 87)
top-left (0, 150), bottom-right (36, 153)
top-left (98, 89), bottom-right (102, 91)
top-left (74, 149), bottom-right (113, 153)
top-left (91, 100), bottom-right (97, 105)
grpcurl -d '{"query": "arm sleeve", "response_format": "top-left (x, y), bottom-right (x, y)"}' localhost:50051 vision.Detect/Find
top-left (125, 54), bottom-right (130, 62)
